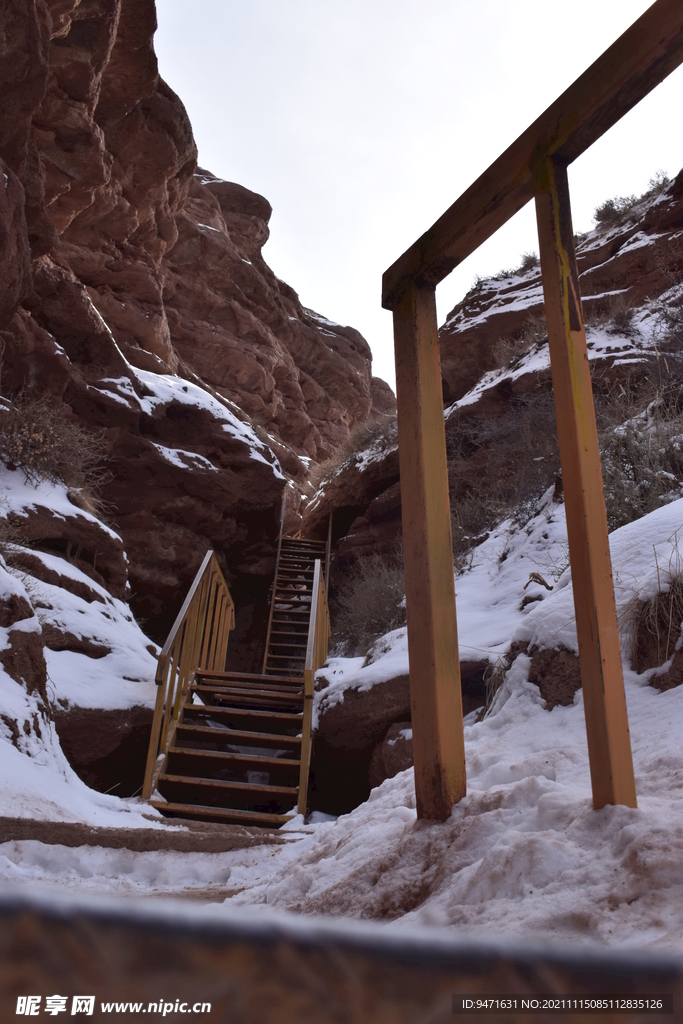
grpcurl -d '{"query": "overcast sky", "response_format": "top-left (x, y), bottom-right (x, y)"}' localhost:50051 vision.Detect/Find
top-left (155, 1), bottom-right (683, 390)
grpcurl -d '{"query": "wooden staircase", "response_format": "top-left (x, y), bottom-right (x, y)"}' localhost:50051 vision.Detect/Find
top-left (150, 669), bottom-right (305, 827)
top-left (143, 513), bottom-right (331, 827)
top-left (263, 537), bottom-right (328, 678)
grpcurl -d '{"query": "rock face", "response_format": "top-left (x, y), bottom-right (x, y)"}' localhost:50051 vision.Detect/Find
top-left (439, 174), bottom-right (683, 404)
top-left (165, 170), bottom-right (375, 459)
top-left (311, 661), bottom-right (486, 813)
top-left (368, 722), bottom-right (413, 791)
top-left (53, 705), bottom-right (153, 795)
top-left (0, 0), bottom-right (386, 645)
top-left (310, 674), bottom-right (411, 813)
top-left (310, 172), bottom-right (683, 583)
top-left (527, 646), bottom-right (582, 709)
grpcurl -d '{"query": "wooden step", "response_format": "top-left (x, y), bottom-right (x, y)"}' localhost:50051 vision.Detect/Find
top-left (191, 683), bottom-right (302, 701)
top-left (184, 705), bottom-right (302, 731)
top-left (167, 748), bottom-right (300, 772)
top-left (175, 724), bottom-right (301, 748)
top-left (191, 678), bottom-right (303, 695)
top-left (149, 800), bottom-right (293, 828)
top-left (196, 670), bottom-right (304, 685)
top-left (282, 547), bottom-right (325, 552)
top-left (159, 774), bottom-right (298, 798)
top-left (194, 693), bottom-right (302, 713)
top-left (281, 542), bottom-right (323, 547)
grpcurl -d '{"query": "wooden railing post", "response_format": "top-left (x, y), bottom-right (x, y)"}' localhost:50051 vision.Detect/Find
top-left (534, 156), bottom-right (637, 809)
top-left (297, 559), bottom-right (329, 817)
top-left (393, 281), bottom-right (466, 821)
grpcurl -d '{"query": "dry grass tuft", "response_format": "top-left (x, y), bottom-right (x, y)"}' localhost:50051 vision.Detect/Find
top-left (624, 577), bottom-right (683, 673)
top-left (584, 293), bottom-right (636, 336)
top-left (476, 657), bottom-right (508, 721)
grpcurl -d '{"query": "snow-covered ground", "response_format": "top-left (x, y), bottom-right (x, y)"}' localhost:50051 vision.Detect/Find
top-left (0, 467), bottom-right (166, 829)
top-left (3, 487), bottom-right (683, 949)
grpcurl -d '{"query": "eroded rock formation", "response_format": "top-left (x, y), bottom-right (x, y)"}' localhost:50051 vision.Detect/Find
top-left (309, 172), bottom-right (683, 578)
top-left (0, 0), bottom-right (386, 643)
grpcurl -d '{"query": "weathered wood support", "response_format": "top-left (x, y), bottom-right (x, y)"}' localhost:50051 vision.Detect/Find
top-left (393, 282), bottom-right (465, 820)
top-left (534, 156), bottom-right (637, 809)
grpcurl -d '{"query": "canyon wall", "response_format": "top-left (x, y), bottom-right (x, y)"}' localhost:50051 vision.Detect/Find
top-left (0, 0), bottom-right (385, 640)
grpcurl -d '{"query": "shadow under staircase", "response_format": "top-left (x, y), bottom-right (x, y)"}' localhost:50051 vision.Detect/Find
top-left (142, 504), bottom-right (331, 827)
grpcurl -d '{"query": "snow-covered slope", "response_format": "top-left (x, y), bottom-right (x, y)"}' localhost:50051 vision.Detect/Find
top-left (224, 495), bottom-right (683, 947)
top-left (5, 491), bottom-right (683, 948)
top-left (0, 467), bottom-right (164, 827)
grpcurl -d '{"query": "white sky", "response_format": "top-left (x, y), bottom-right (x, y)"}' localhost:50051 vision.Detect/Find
top-left (155, 1), bottom-right (683, 390)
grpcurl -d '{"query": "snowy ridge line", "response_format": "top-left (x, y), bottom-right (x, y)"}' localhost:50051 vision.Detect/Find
top-left (3, 887), bottom-right (683, 969)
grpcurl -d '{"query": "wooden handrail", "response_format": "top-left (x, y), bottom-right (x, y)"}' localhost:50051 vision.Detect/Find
top-left (262, 489), bottom-right (288, 674)
top-left (142, 550), bottom-right (235, 800)
top-left (382, 0), bottom-right (683, 309)
top-left (325, 511), bottom-right (333, 598)
top-left (297, 558), bottom-right (330, 815)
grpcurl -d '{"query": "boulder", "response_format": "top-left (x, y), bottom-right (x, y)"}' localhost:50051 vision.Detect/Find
top-left (368, 722), bottom-right (413, 790)
top-left (310, 661), bottom-right (487, 814)
top-left (52, 705), bottom-right (153, 795)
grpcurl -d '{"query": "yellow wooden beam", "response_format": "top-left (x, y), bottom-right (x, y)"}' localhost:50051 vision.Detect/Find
top-left (534, 156), bottom-right (637, 809)
top-left (382, 0), bottom-right (683, 309)
top-left (393, 282), bottom-right (465, 820)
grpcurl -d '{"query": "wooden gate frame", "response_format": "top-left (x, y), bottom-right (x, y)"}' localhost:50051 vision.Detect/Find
top-left (382, 0), bottom-right (683, 820)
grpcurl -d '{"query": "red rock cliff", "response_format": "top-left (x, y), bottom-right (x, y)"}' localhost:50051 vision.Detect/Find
top-left (0, 0), bottom-right (385, 640)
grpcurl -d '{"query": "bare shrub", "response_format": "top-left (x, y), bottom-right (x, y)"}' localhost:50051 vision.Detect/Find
top-left (584, 293), bottom-right (636, 336)
top-left (446, 390), bottom-right (560, 557)
top-left (330, 544), bottom-right (405, 656)
top-left (596, 364), bottom-right (683, 531)
top-left (0, 394), bottom-right (110, 508)
top-left (593, 171), bottom-right (670, 228)
top-left (492, 314), bottom-right (547, 370)
top-left (515, 314), bottom-right (547, 349)
top-left (491, 252), bottom-right (541, 282)
top-left (450, 491), bottom-right (509, 554)
top-left (594, 195), bottom-right (639, 227)
top-left (518, 252), bottom-right (540, 273)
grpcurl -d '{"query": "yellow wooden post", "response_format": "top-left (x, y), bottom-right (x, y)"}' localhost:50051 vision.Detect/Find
top-left (393, 281), bottom-right (466, 820)
top-left (534, 156), bottom-right (637, 809)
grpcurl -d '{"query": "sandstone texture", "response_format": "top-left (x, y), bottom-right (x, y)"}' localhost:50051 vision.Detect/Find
top-left (0, 0), bottom-right (396, 801)
top-left (0, 0), bottom-right (388, 648)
